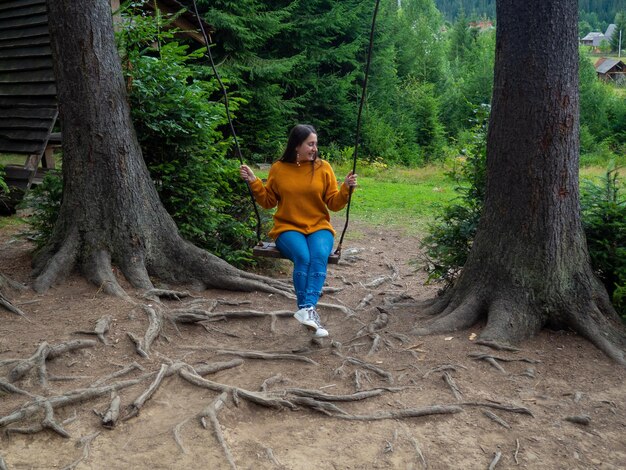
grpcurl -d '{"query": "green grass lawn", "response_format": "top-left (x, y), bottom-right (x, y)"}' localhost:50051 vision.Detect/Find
top-left (255, 159), bottom-right (625, 236)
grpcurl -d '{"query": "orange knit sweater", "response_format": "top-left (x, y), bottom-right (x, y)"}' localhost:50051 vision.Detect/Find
top-left (249, 159), bottom-right (351, 239)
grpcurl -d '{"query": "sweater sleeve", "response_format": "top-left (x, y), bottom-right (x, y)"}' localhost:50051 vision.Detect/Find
top-left (323, 163), bottom-right (351, 212)
top-left (249, 167), bottom-right (279, 209)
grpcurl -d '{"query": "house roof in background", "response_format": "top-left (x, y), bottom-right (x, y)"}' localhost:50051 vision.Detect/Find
top-left (595, 58), bottom-right (624, 74)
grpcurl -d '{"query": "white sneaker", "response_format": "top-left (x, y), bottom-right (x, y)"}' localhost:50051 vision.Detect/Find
top-left (294, 306), bottom-right (329, 337)
top-left (313, 325), bottom-right (329, 338)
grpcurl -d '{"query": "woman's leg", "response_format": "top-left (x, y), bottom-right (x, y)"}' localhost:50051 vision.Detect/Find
top-left (302, 230), bottom-right (334, 308)
top-left (275, 231), bottom-right (310, 309)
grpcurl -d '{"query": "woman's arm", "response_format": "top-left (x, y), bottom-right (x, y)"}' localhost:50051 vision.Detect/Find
top-left (240, 164), bottom-right (278, 209)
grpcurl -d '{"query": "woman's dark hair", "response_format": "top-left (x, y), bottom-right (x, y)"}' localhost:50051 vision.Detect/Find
top-left (280, 124), bottom-right (318, 163)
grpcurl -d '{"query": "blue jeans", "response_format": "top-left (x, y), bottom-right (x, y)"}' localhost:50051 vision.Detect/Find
top-left (275, 230), bottom-right (334, 309)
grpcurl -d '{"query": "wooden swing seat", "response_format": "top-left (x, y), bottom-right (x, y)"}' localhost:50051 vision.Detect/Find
top-left (253, 242), bottom-right (340, 264)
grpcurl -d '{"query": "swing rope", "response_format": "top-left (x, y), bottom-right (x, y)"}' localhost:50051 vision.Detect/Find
top-left (189, 0), bottom-right (381, 252)
top-left (335, 0), bottom-right (381, 257)
top-left (190, 0), bottom-right (263, 243)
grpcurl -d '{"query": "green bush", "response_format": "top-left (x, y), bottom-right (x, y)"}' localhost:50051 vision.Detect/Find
top-left (580, 164), bottom-right (626, 320)
top-left (117, 4), bottom-right (263, 266)
top-left (0, 168), bottom-right (7, 194)
top-left (420, 106), bottom-right (487, 286)
top-left (20, 172), bottom-right (63, 249)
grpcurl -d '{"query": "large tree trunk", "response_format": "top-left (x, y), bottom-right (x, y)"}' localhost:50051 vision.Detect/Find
top-left (36, 0), bottom-right (287, 298)
top-left (415, 0), bottom-right (626, 363)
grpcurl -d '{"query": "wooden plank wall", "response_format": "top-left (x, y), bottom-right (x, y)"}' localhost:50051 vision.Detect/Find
top-left (0, 0), bottom-right (57, 156)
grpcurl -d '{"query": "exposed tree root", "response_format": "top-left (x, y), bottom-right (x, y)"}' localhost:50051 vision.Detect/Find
top-left (215, 349), bottom-right (318, 365)
top-left (482, 410), bottom-right (510, 429)
top-left (412, 261), bottom-right (626, 365)
top-left (0, 293), bottom-right (27, 318)
top-left (0, 379), bottom-right (35, 397)
top-left (127, 305), bottom-right (164, 358)
top-left (123, 363), bottom-right (168, 420)
top-left (74, 315), bottom-right (112, 344)
top-left (200, 392), bottom-right (236, 469)
top-left (281, 387), bottom-right (404, 402)
top-left (564, 415), bottom-right (591, 425)
top-left (338, 355), bottom-right (393, 383)
top-left (488, 451), bottom-right (502, 470)
top-left (32, 222), bottom-right (294, 301)
top-left (90, 362), bottom-right (145, 388)
top-left (460, 401), bottom-right (534, 417)
top-left (421, 364), bottom-right (467, 379)
top-left (0, 272), bottom-right (27, 318)
top-left (95, 392), bottom-right (120, 428)
top-left (169, 309), bottom-right (293, 324)
top-left (61, 431), bottom-right (100, 470)
top-left (442, 372), bottom-right (463, 401)
top-left (8, 340), bottom-right (97, 385)
top-left (336, 405), bottom-right (463, 421)
top-left (144, 289), bottom-right (192, 301)
top-left (0, 378), bottom-right (142, 431)
top-left (474, 339), bottom-right (520, 352)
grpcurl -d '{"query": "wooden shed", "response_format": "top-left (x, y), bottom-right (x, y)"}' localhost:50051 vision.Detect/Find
top-left (0, 0), bottom-right (58, 198)
top-left (0, 0), bottom-right (210, 213)
top-left (594, 57), bottom-right (626, 82)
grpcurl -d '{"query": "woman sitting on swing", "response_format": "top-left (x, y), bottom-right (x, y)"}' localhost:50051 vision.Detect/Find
top-left (240, 124), bottom-right (358, 338)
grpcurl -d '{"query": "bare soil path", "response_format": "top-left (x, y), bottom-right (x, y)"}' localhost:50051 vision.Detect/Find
top-left (1, 221), bottom-right (624, 469)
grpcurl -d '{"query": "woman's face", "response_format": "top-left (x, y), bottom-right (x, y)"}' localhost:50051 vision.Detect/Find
top-left (296, 133), bottom-right (318, 162)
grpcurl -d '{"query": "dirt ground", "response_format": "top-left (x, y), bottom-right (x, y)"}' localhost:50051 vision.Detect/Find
top-left (0, 220), bottom-right (625, 470)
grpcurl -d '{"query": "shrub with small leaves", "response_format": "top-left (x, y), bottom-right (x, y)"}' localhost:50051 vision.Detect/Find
top-left (117, 4), bottom-right (263, 266)
top-left (20, 172), bottom-right (63, 249)
top-left (580, 164), bottom-right (626, 320)
top-left (420, 106), bottom-right (488, 287)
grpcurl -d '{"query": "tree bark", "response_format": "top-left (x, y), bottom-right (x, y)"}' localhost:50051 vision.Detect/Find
top-left (37, 0), bottom-right (287, 298)
top-left (415, 0), bottom-right (626, 364)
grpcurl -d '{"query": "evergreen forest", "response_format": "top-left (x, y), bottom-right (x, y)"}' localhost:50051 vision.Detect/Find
top-left (435, 0), bottom-right (626, 30)
top-left (127, 0), bottom-right (624, 168)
